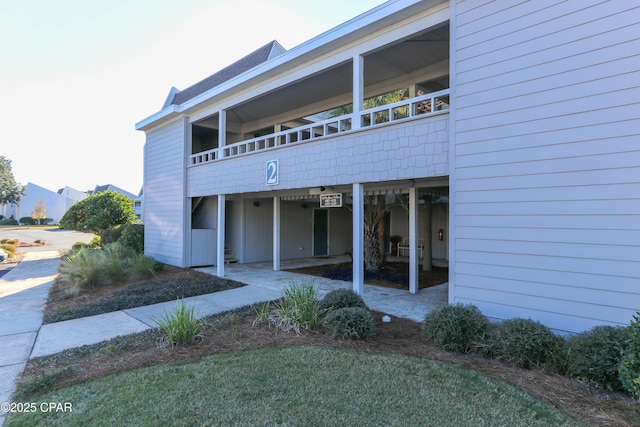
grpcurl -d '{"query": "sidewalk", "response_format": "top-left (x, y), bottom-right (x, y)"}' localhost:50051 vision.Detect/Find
top-left (1, 253), bottom-right (446, 426)
top-left (0, 251), bottom-right (61, 427)
top-left (31, 261), bottom-right (447, 358)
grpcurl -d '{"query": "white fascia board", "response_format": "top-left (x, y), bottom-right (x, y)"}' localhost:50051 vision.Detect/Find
top-left (135, 104), bottom-right (180, 131)
top-left (137, 0), bottom-right (432, 130)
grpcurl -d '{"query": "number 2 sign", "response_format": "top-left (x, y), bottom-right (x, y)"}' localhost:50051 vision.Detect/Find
top-left (266, 160), bottom-right (279, 185)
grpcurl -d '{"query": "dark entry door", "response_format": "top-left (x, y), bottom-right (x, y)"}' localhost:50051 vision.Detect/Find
top-left (313, 209), bottom-right (328, 256)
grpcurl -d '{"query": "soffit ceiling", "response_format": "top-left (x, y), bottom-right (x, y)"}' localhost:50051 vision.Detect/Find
top-left (222, 23), bottom-right (450, 126)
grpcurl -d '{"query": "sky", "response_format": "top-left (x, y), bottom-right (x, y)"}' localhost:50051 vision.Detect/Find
top-left (0, 0), bottom-right (386, 195)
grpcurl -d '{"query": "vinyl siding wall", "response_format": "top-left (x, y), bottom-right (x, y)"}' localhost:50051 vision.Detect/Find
top-left (450, 0), bottom-right (640, 332)
top-left (143, 118), bottom-right (188, 267)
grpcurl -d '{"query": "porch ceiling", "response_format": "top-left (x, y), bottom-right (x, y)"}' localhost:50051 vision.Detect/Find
top-left (225, 178), bottom-right (449, 201)
top-left (227, 23), bottom-right (450, 125)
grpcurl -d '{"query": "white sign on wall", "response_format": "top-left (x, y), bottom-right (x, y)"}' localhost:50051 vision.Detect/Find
top-left (266, 160), bottom-right (279, 185)
top-left (320, 193), bottom-right (342, 207)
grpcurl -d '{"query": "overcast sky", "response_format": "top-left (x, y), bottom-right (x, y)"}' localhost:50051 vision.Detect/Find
top-left (0, 0), bottom-right (385, 194)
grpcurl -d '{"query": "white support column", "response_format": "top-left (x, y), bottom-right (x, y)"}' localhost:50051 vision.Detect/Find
top-left (273, 196), bottom-right (281, 271)
top-left (216, 194), bottom-right (226, 277)
top-left (352, 55), bottom-right (364, 130)
top-left (409, 187), bottom-right (419, 294)
top-left (352, 183), bottom-right (364, 295)
top-left (218, 110), bottom-right (226, 158)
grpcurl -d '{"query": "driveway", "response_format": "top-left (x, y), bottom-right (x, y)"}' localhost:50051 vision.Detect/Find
top-left (0, 228), bottom-right (96, 252)
top-left (0, 229), bottom-right (96, 277)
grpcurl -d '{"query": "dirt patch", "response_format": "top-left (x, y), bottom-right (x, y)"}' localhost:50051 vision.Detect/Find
top-left (16, 241), bottom-right (49, 247)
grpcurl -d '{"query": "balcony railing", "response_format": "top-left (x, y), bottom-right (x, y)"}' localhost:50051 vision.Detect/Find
top-left (189, 89), bottom-right (449, 166)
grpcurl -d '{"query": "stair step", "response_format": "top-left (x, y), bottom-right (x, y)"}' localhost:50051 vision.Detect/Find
top-left (224, 246), bottom-right (238, 264)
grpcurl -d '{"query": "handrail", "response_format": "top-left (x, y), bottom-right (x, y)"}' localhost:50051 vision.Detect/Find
top-left (359, 89), bottom-right (450, 127)
top-left (188, 89), bottom-right (450, 166)
top-left (219, 115), bottom-right (352, 160)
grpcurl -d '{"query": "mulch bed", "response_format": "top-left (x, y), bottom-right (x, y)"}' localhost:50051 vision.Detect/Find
top-left (287, 261), bottom-right (448, 290)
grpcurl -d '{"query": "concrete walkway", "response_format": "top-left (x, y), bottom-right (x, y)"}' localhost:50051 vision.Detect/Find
top-left (0, 252), bottom-right (446, 426)
top-left (0, 251), bottom-right (61, 427)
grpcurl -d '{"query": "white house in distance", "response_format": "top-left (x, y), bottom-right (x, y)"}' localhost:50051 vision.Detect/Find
top-left (91, 184), bottom-right (142, 219)
top-left (136, 0), bottom-right (640, 334)
top-left (0, 183), bottom-right (87, 224)
top-left (1, 183), bottom-right (142, 223)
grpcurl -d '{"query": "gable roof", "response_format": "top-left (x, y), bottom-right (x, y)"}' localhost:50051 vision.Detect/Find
top-left (92, 184), bottom-right (138, 200)
top-left (167, 40), bottom-right (286, 107)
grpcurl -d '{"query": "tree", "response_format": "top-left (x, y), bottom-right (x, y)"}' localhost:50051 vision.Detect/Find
top-left (0, 156), bottom-right (25, 205)
top-left (349, 194), bottom-right (407, 272)
top-left (30, 199), bottom-right (48, 225)
top-left (60, 190), bottom-right (136, 234)
top-left (328, 88), bottom-right (409, 119)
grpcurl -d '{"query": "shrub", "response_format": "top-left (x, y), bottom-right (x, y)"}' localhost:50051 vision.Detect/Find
top-left (119, 223), bottom-right (144, 253)
top-left (19, 216), bottom-right (35, 225)
top-left (423, 303), bottom-right (490, 353)
top-left (59, 249), bottom-right (106, 292)
top-left (318, 289), bottom-right (368, 312)
top-left (270, 280), bottom-right (326, 334)
top-left (489, 318), bottom-right (564, 370)
top-left (90, 236), bottom-right (102, 247)
top-left (60, 190), bottom-right (136, 233)
top-left (324, 307), bottom-right (375, 340)
top-left (0, 218), bottom-right (18, 225)
top-left (567, 325), bottom-right (629, 390)
top-left (60, 242), bottom-right (161, 295)
top-left (100, 252), bottom-right (131, 282)
top-left (103, 242), bottom-right (137, 260)
top-left (70, 241), bottom-right (91, 253)
top-left (252, 302), bottom-right (272, 327)
top-left (101, 224), bottom-right (124, 245)
top-left (619, 313), bottom-right (640, 400)
top-left (155, 298), bottom-right (207, 347)
top-left (129, 253), bottom-right (163, 279)
top-left (102, 224), bottom-right (144, 253)
top-left (0, 243), bottom-right (17, 258)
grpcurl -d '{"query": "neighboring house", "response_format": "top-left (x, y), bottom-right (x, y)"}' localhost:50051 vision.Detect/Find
top-left (58, 186), bottom-right (89, 211)
top-left (91, 184), bottom-right (143, 219)
top-left (1, 183), bottom-right (86, 224)
top-left (136, 0), bottom-right (640, 334)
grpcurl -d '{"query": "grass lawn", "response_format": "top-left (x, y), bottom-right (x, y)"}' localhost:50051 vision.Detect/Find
top-left (0, 225), bottom-right (59, 230)
top-left (6, 346), bottom-right (579, 427)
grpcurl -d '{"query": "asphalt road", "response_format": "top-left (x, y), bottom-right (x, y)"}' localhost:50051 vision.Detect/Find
top-left (0, 228), bottom-right (96, 277)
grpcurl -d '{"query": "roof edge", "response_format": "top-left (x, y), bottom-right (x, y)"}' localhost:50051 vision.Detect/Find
top-left (136, 0), bottom-right (430, 131)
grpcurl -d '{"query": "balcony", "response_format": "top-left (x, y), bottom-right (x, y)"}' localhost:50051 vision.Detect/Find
top-left (189, 89), bottom-right (449, 166)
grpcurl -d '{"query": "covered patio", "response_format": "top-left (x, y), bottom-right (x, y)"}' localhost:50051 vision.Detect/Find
top-left (195, 255), bottom-right (448, 322)
top-left (200, 179), bottom-right (449, 298)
